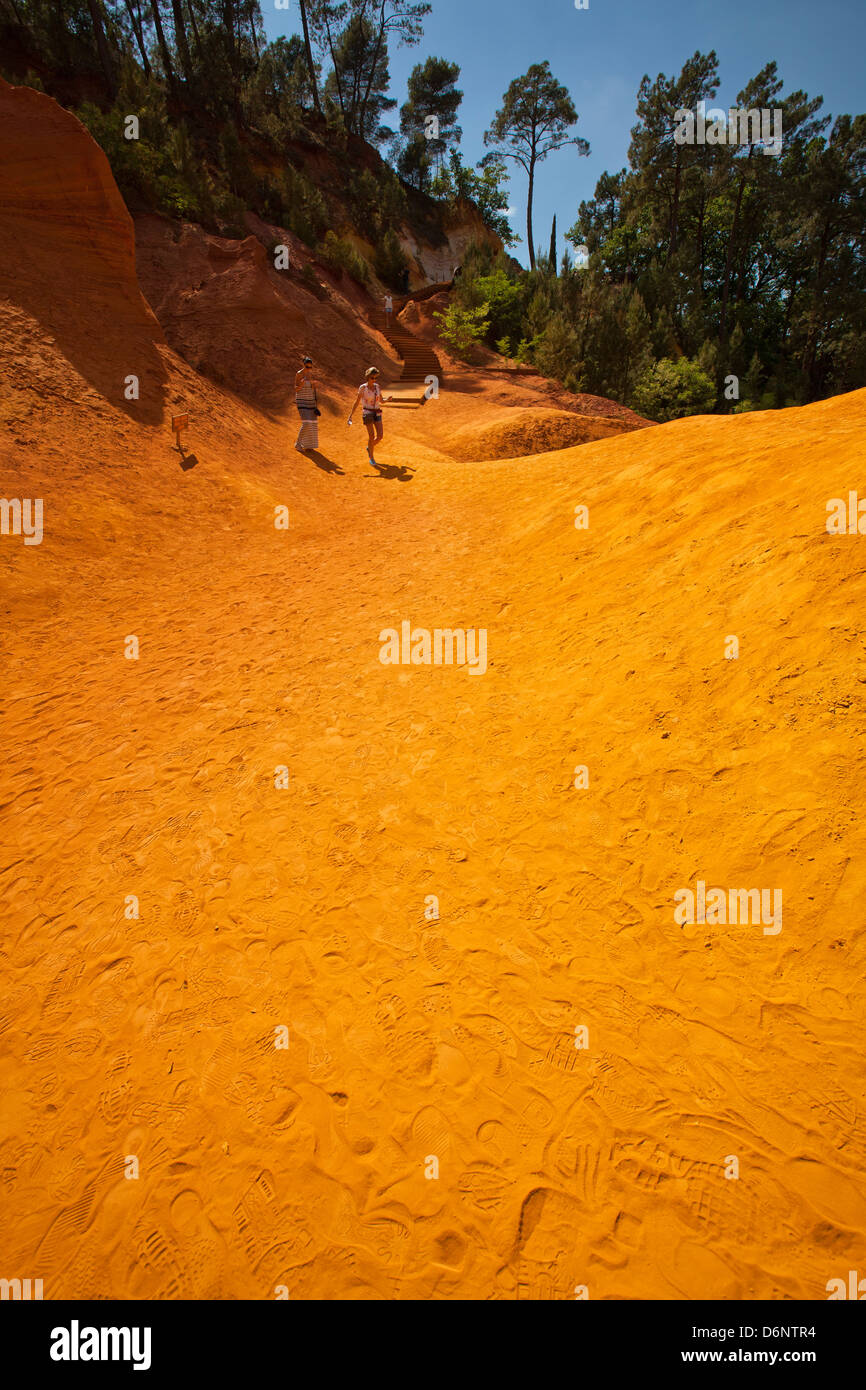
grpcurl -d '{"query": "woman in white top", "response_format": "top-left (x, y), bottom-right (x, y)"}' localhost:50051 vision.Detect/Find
top-left (347, 366), bottom-right (392, 469)
top-left (294, 356), bottom-right (319, 454)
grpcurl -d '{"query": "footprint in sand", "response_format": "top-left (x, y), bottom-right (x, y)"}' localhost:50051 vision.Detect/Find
top-left (412, 1105), bottom-right (453, 1158)
top-left (589, 1051), bottom-right (671, 1127)
top-left (233, 1170), bottom-right (279, 1263)
top-left (458, 1164), bottom-right (508, 1212)
top-left (385, 1026), bottom-right (436, 1079)
top-left (97, 1051), bottom-right (132, 1126)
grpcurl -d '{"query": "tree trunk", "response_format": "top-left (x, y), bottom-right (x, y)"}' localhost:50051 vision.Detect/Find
top-left (186, 0), bottom-right (203, 60)
top-left (221, 0), bottom-right (242, 122)
top-left (246, 0), bottom-right (259, 60)
top-left (298, 0), bottom-right (320, 113)
top-left (359, 1), bottom-right (387, 138)
top-left (171, 0), bottom-right (193, 82)
top-left (801, 215), bottom-right (832, 401)
top-left (150, 0), bottom-right (178, 95)
top-left (124, 0), bottom-right (152, 77)
top-left (526, 159), bottom-right (536, 270)
top-left (86, 0), bottom-right (117, 97)
top-left (324, 12), bottom-right (347, 125)
top-left (669, 146), bottom-right (682, 260)
top-left (719, 150), bottom-right (753, 342)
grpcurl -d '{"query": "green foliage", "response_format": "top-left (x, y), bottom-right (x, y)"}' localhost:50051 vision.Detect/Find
top-left (313, 0), bottom-right (430, 141)
top-left (433, 301), bottom-right (491, 359)
top-left (397, 55), bottom-right (462, 188)
top-left (430, 151), bottom-right (518, 246)
top-left (75, 101), bottom-right (163, 201)
top-left (241, 36), bottom-right (310, 139)
top-left (317, 230), bottom-right (369, 283)
top-left (632, 357), bottom-right (717, 421)
top-left (76, 98), bottom-right (216, 223)
top-left (453, 260), bottom-right (523, 346)
top-left (321, 9), bottom-right (398, 143)
top-left (346, 165), bottom-right (407, 237)
top-left (372, 227), bottom-right (409, 286)
top-left (259, 164), bottom-right (329, 245)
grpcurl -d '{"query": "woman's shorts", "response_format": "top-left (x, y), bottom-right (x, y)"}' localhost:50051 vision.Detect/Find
top-left (362, 409), bottom-right (383, 425)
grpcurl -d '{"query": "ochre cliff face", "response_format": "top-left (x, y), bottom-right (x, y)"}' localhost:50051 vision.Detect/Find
top-left (398, 197), bottom-right (503, 284)
top-left (0, 77), bottom-right (169, 426)
top-left (0, 77), bottom-right (163, 343)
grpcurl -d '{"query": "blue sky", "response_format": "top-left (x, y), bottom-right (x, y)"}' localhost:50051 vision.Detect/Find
top-left (262, 0), bottom-right (866, 267)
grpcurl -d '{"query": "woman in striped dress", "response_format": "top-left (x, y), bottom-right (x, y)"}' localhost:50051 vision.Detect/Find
top-left (294, 356), bottom-right (319, 454)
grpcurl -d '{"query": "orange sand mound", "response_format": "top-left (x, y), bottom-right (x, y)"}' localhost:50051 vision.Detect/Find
top-left (443, 407), bottom-right (632, 461)
top-left (2, 77), bottom-right (866, 1302)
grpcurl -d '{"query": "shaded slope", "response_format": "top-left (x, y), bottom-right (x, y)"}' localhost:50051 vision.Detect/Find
top-left (134, 213), bottom-right (403, 414)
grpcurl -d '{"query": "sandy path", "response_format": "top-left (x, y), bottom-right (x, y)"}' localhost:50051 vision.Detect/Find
top-left (2, 386), bottom-right (866, 1300)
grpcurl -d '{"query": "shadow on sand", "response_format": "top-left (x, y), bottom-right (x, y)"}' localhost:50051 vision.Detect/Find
top-left (307, 450), bottom-right (345, 474)
top-left (368, 462), bottom-right (415, 481)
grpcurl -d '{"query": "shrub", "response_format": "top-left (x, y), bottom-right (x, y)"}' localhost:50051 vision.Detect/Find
top-left (346, 167), bottom-right (408, 240)
top-left (373, 228), bottom-right (408, 287)
top-left (278, 166), bottom-right (329, 246)
top-left (632, 356), bottom-right (716, 421)
top-left (433, 302), bottom-right (490, 360)
top-left (316, 231), bottom-right (369, 283)
top-left (532, 314), bottom-right (582, 382)
top-left (76, 102), bottom-right (164, 203)
top-left (455, 266), bottom-right (523, 346)
top-left (214, 190), bottom-right (248, 238)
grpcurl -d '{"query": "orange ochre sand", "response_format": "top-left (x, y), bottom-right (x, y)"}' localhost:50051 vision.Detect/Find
top-left (1, 77), bottom-right (866, 1302)
top-left (2, 383), bottom-right (866, 1300)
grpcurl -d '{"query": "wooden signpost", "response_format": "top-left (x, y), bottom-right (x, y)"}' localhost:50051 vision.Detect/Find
top-left (171, 413), bottom-right (189, 451)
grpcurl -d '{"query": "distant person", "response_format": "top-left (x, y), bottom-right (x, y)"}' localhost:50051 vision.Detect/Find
top-left (384, 293), bottom-right (393, 326)
top-left (294, 356), bottom-right (320, 454)
top-left (347, 366), bottom-right (393, 470)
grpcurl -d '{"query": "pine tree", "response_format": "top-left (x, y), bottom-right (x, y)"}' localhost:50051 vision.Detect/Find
top-left (483, 62), bottom-right (588, 270)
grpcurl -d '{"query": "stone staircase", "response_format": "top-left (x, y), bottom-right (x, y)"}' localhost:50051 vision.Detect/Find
top-left (369, 284), bottom-right (450, 409)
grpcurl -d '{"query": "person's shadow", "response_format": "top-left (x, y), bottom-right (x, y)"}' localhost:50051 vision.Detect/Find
top-left (369, 462), bottom-right (414, 481)
top-left (307, 450), bottom-right (345, 474)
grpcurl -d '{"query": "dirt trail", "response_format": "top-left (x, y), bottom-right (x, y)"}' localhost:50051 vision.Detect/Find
top-left (2, 76), bottom-right (866, 1302)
